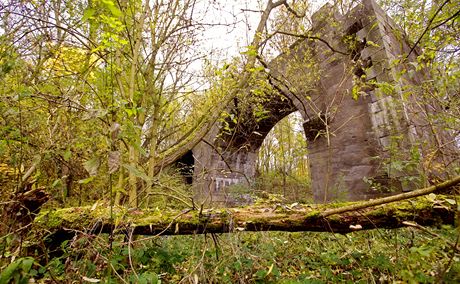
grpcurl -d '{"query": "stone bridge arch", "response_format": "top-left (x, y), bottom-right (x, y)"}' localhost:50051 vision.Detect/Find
top-left (190, 0), bottom-right (455, 204)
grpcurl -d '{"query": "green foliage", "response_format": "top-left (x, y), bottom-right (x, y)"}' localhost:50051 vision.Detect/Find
top-left (19, 226), bottom-right (460, 283)
top-left (257, 112), bottom-right (311, 201)
top-left (1, 0), bottom-right (459, 282)
top-left (254, 171), bottom-right (312, 203)
top-left (0, 257), bottom-right (35, 284)
top-left (0, 0), bottom-right (212, 207)
top-left (144, 171), bottom-right (193, 209)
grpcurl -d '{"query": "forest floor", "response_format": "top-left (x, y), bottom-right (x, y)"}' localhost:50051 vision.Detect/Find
top-left (2, 177), bottom-right (459, 283)
top-left (2, 225), bottom-right (460, 283)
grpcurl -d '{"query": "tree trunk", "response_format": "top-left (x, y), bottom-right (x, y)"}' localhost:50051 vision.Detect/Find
top-left (34, 194), bottom-right (457, 236)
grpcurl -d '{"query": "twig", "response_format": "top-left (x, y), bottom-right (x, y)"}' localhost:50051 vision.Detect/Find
top-left (273, 30), bottom-right (349, 55)
top-left (201, 139), bottom-right (251, 184)
top-left (321, 175), bottom-right (460, 217)
top-left (402, 221), bottom-right (460, 253)
top-left (130, 208), bottom-right (194, 243)
top-left (407, 0), bottom-right (451, 58)
top-left (439, 233), bottom-right (460, 280)
top-left (431, 8), bottom-right (460, 30)
top-left (211, 233), bottom-right (220, 260)
top-left (146, 191), bottom-right (193, 208)
top-left (283, 2), bottom-right (305, 18)
top-left (127, 228), bottom-right (139, 280)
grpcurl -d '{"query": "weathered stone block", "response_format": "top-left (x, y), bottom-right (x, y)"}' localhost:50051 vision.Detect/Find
top-left (190, 0), bottom-right (456, 205)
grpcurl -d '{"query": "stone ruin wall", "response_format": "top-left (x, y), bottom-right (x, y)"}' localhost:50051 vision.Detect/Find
top-left (190, 0), bottom-right (458, 205)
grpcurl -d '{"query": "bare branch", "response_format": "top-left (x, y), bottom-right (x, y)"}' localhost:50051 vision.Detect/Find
top-left (283, 2), bottom-right (305, 18)
top-left (407, 0), bottom-right (451, 58)
top-left (272, 30), bottom-right (349, 55)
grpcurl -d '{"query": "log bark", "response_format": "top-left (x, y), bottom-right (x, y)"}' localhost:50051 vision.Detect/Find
top-left (34, 194), bottom-right (458, 236)
top-left (2, 187), bottom-right (49, 237)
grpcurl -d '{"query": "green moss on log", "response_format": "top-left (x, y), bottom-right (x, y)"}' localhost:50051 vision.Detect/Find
top-left (33, 195), bottom-right (458, 236)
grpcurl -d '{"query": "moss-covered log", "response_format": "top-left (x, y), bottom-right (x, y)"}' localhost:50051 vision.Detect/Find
top-left (34, 195), bottom-right (458, 236)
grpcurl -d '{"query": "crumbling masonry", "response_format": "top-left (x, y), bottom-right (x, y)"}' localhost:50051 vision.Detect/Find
top-left (190, 0), bottom-right (458, 204)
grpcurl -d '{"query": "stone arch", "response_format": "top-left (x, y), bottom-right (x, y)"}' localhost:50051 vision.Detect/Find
top-left (192, 0), bottom-right (456, 204)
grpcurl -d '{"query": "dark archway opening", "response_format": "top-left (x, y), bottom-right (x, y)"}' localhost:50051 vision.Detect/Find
top-left (176, 150), bottom-right (194, 184)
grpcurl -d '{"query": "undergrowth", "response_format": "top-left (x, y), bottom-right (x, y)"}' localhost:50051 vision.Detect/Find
top-left (1, 225), bottom-right (459, 283)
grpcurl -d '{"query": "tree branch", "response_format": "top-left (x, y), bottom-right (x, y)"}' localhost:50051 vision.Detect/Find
top-left (272, 30), bottom-right (349, 55)
top-left (153, 0), bottom-right (289, 173)
top-left (34, 176), bottom-right (460, 236)
top-left (407, 0), bottom-right (451, 58)
top-left (431, 8), bottom-right (460, 30)
top-left (283, 2), bottom-right (305, 18)
top-left (321, 175), bottom-right (460, 217)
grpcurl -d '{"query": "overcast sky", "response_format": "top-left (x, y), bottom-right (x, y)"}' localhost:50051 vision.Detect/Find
top-left (197, 0), bottom-right (329, 64)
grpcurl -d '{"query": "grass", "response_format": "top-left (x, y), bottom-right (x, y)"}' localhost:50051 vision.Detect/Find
top-left (6, 224), bottom-right (458, 283)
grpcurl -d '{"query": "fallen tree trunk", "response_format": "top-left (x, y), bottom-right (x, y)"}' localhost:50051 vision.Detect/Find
top-left (34, 194), bottom-right (458, 235)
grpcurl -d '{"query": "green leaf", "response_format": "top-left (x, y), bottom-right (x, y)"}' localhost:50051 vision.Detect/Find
top-left (63, 148), bottom-right (72, 162)
top-left (78, 176), bottom-right (95, 185)
top-left (52, 178), bottom-right (62, 188)
top-left (241, 45), bottom-right (257, 57)
top-left (101, 0), bottom-right (122, 17)
top-left (21, 258), bottom-right (34, 273)
top-left (444, 198), bottom-right (456, 205)
top-left (410, 246), bottom-right (432, 257)
top-left (123, 164), bottom-right (150, 182)
top-left (0, 260), bottom-right (20, 284)
top-left (107, 5), bottom-right (122, 17)
top-left (375, 81), bottom-right (395, 95)
top-left (82, 8), bottom-right (95, 22)
top-left (138, 272), bottom-right (158, 284)
top-left (352, 85), bottom-right (360, 100)
top-left (254, 269), bottom-right (267, 279)
top-left (125, 108), bottom-right (136, 117)
top-left (366, 40), bottom-right (380, 47)
top-left (84, 156), bottom-right (101, 176)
